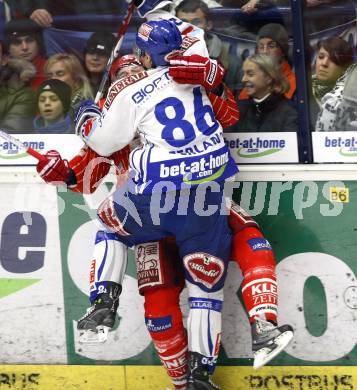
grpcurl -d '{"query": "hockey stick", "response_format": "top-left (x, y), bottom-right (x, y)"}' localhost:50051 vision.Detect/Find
top-left (94, 0), bottom-right (135, 103)
top-left (0, 129), bottom-right (46, 161)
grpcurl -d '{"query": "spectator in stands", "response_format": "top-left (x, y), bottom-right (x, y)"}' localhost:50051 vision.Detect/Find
top-left (304, 0), bottom-right (356, 34)
top-left (231, 54), bottom-right (298, 132)
top-left (175, 0), bottom-right (242, 92)
top-left (315, 49), bottom-right (357, 131)
top-left (310, 36), bottom-right (354, 127)
top-left (240, 0), bottom-right (277, 14)
top-left (239, 23), bottom-right (296, 100)
top-left (0, 40), bottom-right (37, 133)
top-left (84, 32), bottom-right (116, 97)
top-left (44, 53), bottom-right (93, 115)
top-left (7, 0), bottom-right (127, 27)
top-left (173, 0), bottom-right (222, 8)
top-left (4, 18), bottom-right (46, 90)
top-left (33, 79), bottom-right (74, 134)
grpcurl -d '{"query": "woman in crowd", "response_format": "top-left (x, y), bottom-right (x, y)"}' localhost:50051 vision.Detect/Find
top-left (44, 53), bottom-right (93, 116)
top-left (33, 78), bottom-right (74, 134)
top-left (313, 37), bottom-right (356, 131)
top-left (231, 53), bottom-right (298, 132)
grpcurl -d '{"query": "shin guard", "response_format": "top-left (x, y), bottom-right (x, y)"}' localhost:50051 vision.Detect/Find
top-left (186, 282), bottom-right (223, 375)
top-left (89, 230), bottom-right (127, 303)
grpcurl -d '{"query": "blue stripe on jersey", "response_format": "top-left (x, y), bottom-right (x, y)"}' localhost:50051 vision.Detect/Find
top-left (97, 239), bottom-right (108, 281)
top-left (208, 309), bottom-right (213, 355)
top-left (189, 297), bottom-right (223, 312)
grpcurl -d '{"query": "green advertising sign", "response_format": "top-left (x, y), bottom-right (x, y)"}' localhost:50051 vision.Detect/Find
top-left (58, 180), bottom-right (357, 369)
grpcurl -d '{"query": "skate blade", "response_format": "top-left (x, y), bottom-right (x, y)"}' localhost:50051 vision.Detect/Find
top-left (78, 326), bottom-right (110, 344)
top-left (253, 330), bottom-right (294, 369)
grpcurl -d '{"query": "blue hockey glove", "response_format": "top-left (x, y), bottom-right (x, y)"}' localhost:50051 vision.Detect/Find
top-left (74, 99), bottom-right (102, 137)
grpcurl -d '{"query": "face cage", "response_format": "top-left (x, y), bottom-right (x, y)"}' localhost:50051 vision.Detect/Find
top-left (135, 46), bottom-right (146, 59)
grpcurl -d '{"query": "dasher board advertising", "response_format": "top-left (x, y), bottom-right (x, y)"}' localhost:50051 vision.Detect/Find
top-left (0, 134), bottom-right (83, 165)
top-left (224, 132), bottom-right (299, 163)
top-left (313, 131), bottom-right (357, 162)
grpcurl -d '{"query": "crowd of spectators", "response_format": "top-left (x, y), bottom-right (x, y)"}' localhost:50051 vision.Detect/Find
top-left (0, 0), bottom-right (356, 134)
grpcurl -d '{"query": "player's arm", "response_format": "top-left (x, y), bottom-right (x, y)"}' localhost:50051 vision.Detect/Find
top-left (75, 91), bottom-right (136, 157)
top-left (68, 146), bottom-right (130, 194)
top-left (36, 146), bottom-right (129, 194)
top-left (208, 83), bottom-right (240, 128)
top-left (168, 54), bottom-right (239, 128)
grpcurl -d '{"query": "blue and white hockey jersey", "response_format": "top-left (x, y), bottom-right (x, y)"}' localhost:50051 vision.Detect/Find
top-left (82, 13), bottom-right (238, 194)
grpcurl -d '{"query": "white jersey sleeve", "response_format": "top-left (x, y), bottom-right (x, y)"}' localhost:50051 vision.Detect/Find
top-left (81, 72), bottom-right (148, 156)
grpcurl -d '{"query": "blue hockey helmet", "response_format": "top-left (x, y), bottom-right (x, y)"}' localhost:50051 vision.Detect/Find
top-left (134, 0), bottom-right (173, 18)
top-left (136, 19), bottom-right (182, 67)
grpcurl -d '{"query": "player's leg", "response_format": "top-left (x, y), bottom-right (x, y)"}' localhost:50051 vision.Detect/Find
top-left (77, 230), bottom-right (127, 343)
top-left (175, 187), bottom-right (231, 390)
top-left (229, 201), bottom-right (294, 369)
top-left (138, 239), bottom-right (187, 390)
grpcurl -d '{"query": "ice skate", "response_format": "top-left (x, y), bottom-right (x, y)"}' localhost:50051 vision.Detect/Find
top-left (186, 352), bottom-right (220, 390)
top-left (252, 318), bottom-right (294, 369)
top-left (77, 282), bottom-right (121, 344)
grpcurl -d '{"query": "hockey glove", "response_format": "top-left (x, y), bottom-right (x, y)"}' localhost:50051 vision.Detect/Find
top-left (169, 54), bottom-right (225, 90)
top-left (36, 150), bottom-right (71, 185)
top-left (74, 99), bottom-right (102, 139)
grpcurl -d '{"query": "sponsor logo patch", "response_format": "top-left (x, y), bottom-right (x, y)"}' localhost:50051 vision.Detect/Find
top-left (189, 297), bottom-right (223, 312)
top-left (183, 253), bottom-right (224, 289)
top-left (104, 72), bottom-right (147, 109)
top-left (248, 238), bottom-right (272, 251)
top-left (145, 315), bottom-right (172, 332)
top-left (136, 242), bottom-right (162, 288)
top-left (207, 61), bottom-right (217, 85)
top-left (89, 259), bottom-right (96, 284)
top-left (138, 23), bottom-right (153, 41)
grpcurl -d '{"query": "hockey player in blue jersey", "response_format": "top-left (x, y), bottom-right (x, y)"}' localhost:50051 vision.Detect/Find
top-left (74, 15), bottom-right (238, 389)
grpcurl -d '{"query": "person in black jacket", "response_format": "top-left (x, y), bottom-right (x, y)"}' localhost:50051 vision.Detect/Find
top-left (231, 53), bottom-right (298, 132)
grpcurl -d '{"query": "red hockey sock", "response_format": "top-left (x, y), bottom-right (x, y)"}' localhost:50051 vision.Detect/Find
top-left (144, 286), bottom-right (188, 388)
top-left (231, 226), bottom-right (278, 324)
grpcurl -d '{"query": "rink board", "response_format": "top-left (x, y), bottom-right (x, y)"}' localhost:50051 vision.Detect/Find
top-left (1, 170), bottom-right (357, 390)
top-left (0, 365), bottom-right (355, 389)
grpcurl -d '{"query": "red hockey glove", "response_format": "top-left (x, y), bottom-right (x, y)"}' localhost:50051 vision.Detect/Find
top-left (36, 150), bottom-right (70, 185)
top-left (169, 54), bottom-right (225, 90)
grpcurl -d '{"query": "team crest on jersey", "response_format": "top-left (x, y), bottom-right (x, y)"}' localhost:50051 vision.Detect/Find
top-left (138, 23), bottom-right (153, 41)
top-left (136, 242), bottom-right (163, 289)
top-left (183, 253), bottom-right (224, 289)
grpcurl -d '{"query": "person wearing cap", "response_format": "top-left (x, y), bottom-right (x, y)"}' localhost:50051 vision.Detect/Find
top-left (84, 32), bottom-right (116, 96)
top-left (4, 18), bottom-right (46, 90)
top-left (0, 40), bottom-right (37, 133)
top-left (33, 78), bottom-right (74, 134)
top-left (239, 23), bottom-right (296, 101)
top-left (45, 53), bottom-right (93, 116)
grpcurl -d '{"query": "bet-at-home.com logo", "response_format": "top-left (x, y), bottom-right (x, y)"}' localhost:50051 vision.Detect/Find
top-left (0, 140), bottom-right (45, 159)
top-left (228, 137), bottom-right (286, 158)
